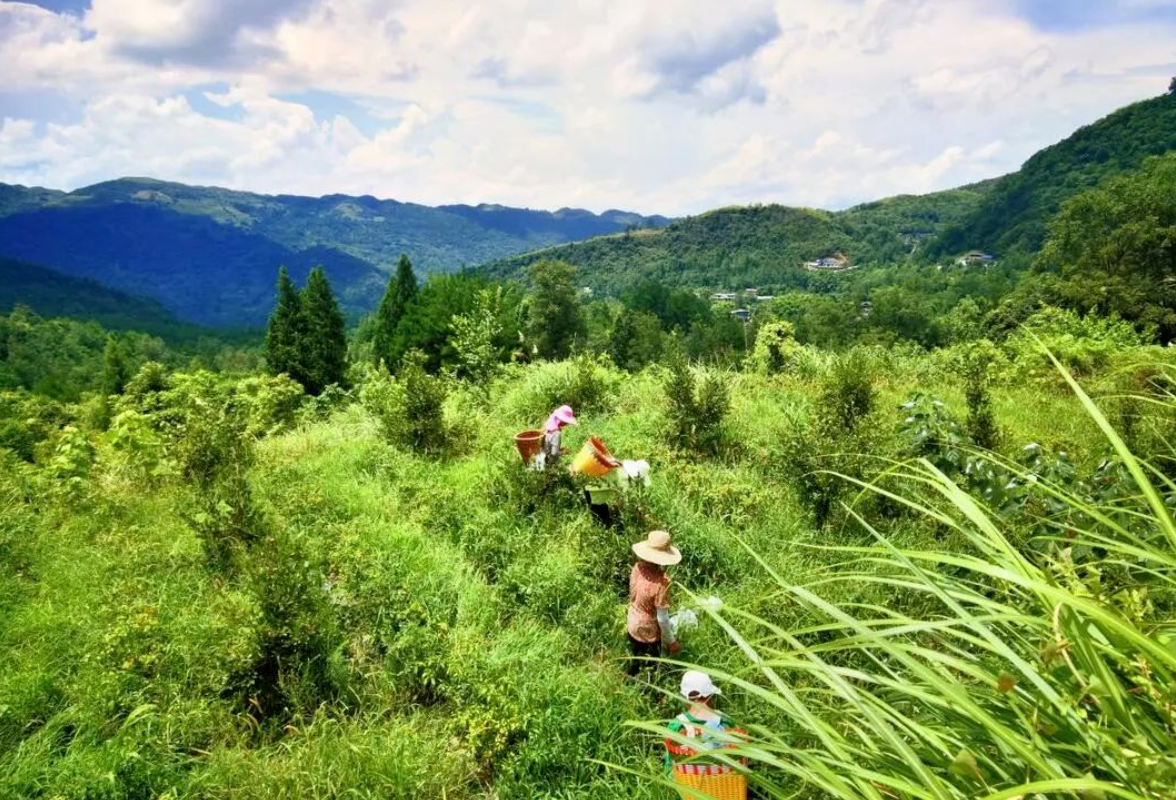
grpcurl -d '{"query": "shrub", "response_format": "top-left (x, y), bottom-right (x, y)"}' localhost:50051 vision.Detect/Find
top-left (663, 347), bottom-right (730, 455)
top-left (166, 373), bottom-right (263, 567)
top-left (780, 351), bottom-right (888, 526)
top-left (963, 349), bottom-right (1001, 450)
top-left (750, 320), bottom-right (803, 375)
top-left (234, 531), bottom-right (346, 725)
top-left (362, 351), bottom-right (449, 455)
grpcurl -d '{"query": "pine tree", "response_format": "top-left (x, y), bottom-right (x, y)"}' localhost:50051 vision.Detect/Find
top-left (299, 266), bottom-right (348, 395)
top-left (101, 336), bottom-right (131, 395)
top-left (373, 254), bottom-right (418, 369)
top-left (265, 266), bottom-right (304, 382)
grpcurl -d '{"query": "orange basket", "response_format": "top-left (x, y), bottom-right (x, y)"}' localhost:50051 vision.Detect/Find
top-left (514, 430), bottom-right (543, 464)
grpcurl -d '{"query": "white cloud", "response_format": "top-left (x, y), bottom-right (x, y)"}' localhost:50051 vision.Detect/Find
top-left (0, 0), bottom-right (1174, 214)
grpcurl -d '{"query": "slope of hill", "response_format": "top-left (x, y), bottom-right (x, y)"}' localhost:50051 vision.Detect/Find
top-left (480, 183), bottom-right (993, 293)
top-left (0, 178), bottom-right (669, 274)
top-left (0, 256), bottom-right (195, 338)
top-left (0, 204), bottom-right (385, 327)
top-left (929, 91), bottom-right (1176, 257)
top-left (0, 178), bottom-right (669, 327)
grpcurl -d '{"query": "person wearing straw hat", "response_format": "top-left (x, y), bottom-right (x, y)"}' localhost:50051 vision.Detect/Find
top-left (664, 671), bottom-right (748, 799)
top-left (627, 530), bottom-right (681, 676)
top-left (537, 404), bottom-right (577, 469)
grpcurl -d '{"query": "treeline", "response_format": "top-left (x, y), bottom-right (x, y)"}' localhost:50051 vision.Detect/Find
top-left (0, 306), bottom-right (259, 401)
top-left (256, 149), bottom-right (1176, 396)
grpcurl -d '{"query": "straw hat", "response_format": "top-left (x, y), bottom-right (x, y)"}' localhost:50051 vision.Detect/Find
top-left (632, 530), bottom-right (681, 566)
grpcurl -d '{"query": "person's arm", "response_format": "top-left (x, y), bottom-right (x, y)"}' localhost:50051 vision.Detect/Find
top-left (656, 579), bottom-right (679, 651)
top-left (656, 608), bottom-right (674, 644)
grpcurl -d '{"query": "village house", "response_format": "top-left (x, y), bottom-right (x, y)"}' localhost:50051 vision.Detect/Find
top-left (710, 291), bottom-right (737, 301)
top-left (804, 253), bottom-right (852, 272)
top-left (956, 251), bottom-right (995, 266)
top-left (731, 308), bottom-right (751, 322)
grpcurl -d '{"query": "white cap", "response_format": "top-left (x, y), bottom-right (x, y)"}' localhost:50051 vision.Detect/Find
top-left (680, 670), bottom-right (722, 700)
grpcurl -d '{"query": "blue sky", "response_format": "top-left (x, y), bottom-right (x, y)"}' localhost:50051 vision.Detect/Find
top-left (1, 0), bottom-right (1174, 214)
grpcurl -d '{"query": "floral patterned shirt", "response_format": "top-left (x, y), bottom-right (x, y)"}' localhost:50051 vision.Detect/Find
top-left (627, 561), bottom-right (671, 643)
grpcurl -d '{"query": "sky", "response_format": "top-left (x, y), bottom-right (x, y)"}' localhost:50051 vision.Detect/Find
top-left (0, 0), bottom-right (1174, 215)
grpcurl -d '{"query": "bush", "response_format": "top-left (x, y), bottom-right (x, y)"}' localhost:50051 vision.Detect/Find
top-left (234, 531), bottom-right (347, 725)
top-left (362, 351), bottom-right (449, 455)
top-left (750, 320), bottom-right (803, 375)
top-left (780, 351), bottom-right (889, 526)
top-left (663, 348), bottom-right (730, 455)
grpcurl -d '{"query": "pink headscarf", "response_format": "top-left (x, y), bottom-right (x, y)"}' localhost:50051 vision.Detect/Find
top-left (544, 405), bottom-right (578, 433)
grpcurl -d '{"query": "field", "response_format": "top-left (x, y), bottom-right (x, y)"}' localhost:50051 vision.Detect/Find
top-left (4, 327), bottom-right (1175, 799)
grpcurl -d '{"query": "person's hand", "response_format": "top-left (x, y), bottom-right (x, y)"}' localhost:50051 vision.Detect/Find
top-left (667, 640), bottom-right (682, 656)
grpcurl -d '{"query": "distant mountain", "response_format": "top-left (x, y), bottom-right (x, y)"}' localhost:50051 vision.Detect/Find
top-left (929, 91), bottom-right (1176, 257)
top-left (480, 183), bottom-right (993, 293)
top-left (0, 178), bottom-right (669, 326)
top-left (0, 255), bottom-right (193, 338)
top-left (0, 202), bottom-right (386, 327)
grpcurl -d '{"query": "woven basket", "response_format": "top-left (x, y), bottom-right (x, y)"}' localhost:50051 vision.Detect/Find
top-left (671, 767), bottom-right (747, 800)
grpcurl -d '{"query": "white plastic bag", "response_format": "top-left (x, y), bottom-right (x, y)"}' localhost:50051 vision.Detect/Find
top-left (669, 609), bottom-right (699, 637)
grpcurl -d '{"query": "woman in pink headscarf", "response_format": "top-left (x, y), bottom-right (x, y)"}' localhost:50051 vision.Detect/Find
top-left (541, 404), bottom-right (578, 467)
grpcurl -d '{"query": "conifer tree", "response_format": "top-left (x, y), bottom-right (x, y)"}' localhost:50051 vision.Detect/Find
top-left (265, 266), bottom-right (304, 381)
top-left (101, 336), bottom-right (131, 395)
top-left (299, 266), bottom-right (348, 395)
top-left (373, 254), bottom-right (418, 369)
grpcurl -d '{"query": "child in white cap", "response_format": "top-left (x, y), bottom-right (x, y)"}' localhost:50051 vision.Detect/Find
top-left (664, 670), bottom-right (747, 796)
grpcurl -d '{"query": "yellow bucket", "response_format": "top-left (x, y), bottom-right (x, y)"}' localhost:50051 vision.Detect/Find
top-left (570, 436), bottom-right (618, 478)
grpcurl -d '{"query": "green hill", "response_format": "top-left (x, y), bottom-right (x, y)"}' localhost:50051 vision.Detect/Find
top-left (929, 91), bottom-right (1176, 257)
top-left (0, 256), bottom-right (198, 339)
top-left (484, 90), bottom-right (1176, 292)
top-left (480, 183), bottom-right (992, 293)
top-left (0, 178), bottom-right (668, 327)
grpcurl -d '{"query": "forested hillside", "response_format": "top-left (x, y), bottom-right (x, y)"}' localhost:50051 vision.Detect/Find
top-left (0, 179), bottom-right (667, 326)
top-left (929, 90), bottom-right (1176, 256)
top-left (481, 185), bottom-right (992, 293)
top-left (0, 256), bottom-right (190, 338)
top-left (4, 304), bottom-right (1175, 799)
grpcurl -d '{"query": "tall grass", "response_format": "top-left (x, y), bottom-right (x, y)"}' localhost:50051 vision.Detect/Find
top-left (634, 356), bottom-right (1176, 799)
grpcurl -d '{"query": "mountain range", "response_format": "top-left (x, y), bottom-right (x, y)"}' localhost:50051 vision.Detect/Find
top-left (0, 179), bottom-right (668, 326)
top-left (2, 89), bottom-right (1175, 328)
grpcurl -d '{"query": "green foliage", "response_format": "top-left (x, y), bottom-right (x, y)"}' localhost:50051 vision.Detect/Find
top-left (663, 346), bottom-right (730, 455)
top-left (101, 335), bottom-right (132, 396)
top-left (963, 345), bottom-right (1000, 450)
top-left (386, 273), bottom-right (496, 373)
top-left (932, 89), bottom-right (1176, 257)
top-left (372, 254), bottom-right (418, 368)
top-left (298, 266), bottom-right (349, 395)
top-left (780, 351), bottom-right (888, 526)
top-left (608, 308), bottom-right (664, 371)
top-left (526, 260), bottom-right (586, 360)
top-left (642, 370), bottom-right (1176, 800)
top-left (485, 195), bottom-right (988, 295)
top-left (750, 320), bottom-right (802, 374)
top-left (449, 286), bottom-right (506, 386)
top-left (362, 351), bottom-right (449, 455)
top-left (1036, 153), bottom-right (1176, 340)
top-left (265, 267), bottom-right (304, 381)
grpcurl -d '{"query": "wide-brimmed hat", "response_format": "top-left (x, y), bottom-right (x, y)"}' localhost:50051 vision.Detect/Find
top-left (681, 670), bottom-right (722, 700)
top-left (632, 530), bottom-right (681, 566)
top-left (544, 405), bottom-right (578, 433)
